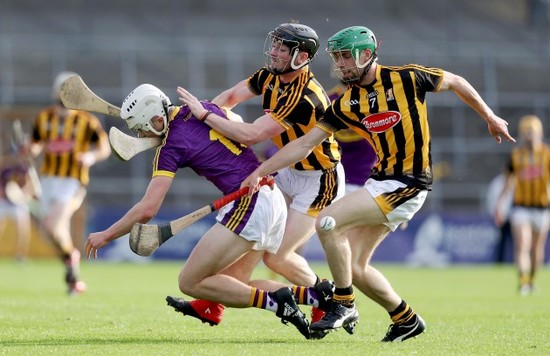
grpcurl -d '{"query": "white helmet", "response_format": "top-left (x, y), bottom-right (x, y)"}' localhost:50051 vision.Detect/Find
top-left (121, 84), bottom-right (171, 136)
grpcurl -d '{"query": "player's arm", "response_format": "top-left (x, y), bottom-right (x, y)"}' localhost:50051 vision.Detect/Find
top-left (439, 71), bottom-right (515, 143)
top-left (241, 127), bottom-right (330, 193)
top-left (211, 79), bottom-right (256, 109)
top-left (177, 86), bottom-right (285, 147)
top-left (78, 118), bottom-right (112, 167)
top-left (85, 175), bottom-right (172, 259)
top-left (494, 171), bottom-right (515, 227)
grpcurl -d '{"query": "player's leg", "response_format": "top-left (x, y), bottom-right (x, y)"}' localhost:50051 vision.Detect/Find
top-left (262, 209), bottom-right (317, 285)
top-left (13, 204), bottom-right (31, 261)
top-left (177, 223), bottom-right (255, 304)
top-left (511, 221), bottom-right (532, 295)
top-left (347, 226), bottom-right (425, 341)
top-left (528, 210), bottom-right (550, 293)
top-left (310, 189), bottom-right (385, 335)
top-left (264, 165), bottom-right (345, 286)
top-left (169, 186), bottom-right (310, 338)
top-left (171, 223), bottom-right (309, 338)
top-left (265, 165), bottom-right (345, 324)
top-left (312, 179), bottom-right (427, 340)
top-left (167, 249), bottom-right (265, 326)
top-left (40, 178), bottom-right (86, 295)
top-left (348, 225), bottom-right (398, 308)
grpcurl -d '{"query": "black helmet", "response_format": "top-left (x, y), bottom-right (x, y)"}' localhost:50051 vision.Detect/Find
top-left (271, 23), bottom-right (320, 59)
top-left (264, 23), bottom-right (320, 74)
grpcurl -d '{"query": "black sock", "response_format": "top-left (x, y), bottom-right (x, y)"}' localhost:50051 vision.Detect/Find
top-left (333, 286), bottom-right (355, 307)
top-left (389, 300), bottom-right (415, 324)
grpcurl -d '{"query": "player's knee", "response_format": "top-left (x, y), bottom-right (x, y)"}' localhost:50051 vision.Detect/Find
top-left (263, 252), bottom-right (286, 273)
top-left (351, 263), bottom-right (364, 282)
top-left (177, 276), bottom-right (195, 296)
top-left (177, 270), bottom-right (202, 296)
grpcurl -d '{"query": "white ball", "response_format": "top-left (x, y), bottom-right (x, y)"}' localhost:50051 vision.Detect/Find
top-left (319, 216), bottom-right (336, 231)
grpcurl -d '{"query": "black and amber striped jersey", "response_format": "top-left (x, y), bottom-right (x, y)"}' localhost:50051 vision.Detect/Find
top-left (32, 106), bottom-right (108, 186)
top-left (247, 68), bottom-right (341, 171)
top-left (317, 64), bottom-right (444, 190)
top-left (506, 145), bottom-right (550, 208)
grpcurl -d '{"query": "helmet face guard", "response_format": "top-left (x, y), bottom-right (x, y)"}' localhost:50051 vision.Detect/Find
top-left (120, 84), bottom-right (171, 137)
top-left (326, 26), bottom-right (378, 83)
top-left (264, 32), bottom-right (300, 74)
top-left (264, 23), bottom-right (320, 75)
top-left (327, 48), bottom-right (377, 83)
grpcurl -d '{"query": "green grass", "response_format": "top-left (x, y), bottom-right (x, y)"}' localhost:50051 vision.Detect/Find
top-left (1, 259), bottom-right (549, 355)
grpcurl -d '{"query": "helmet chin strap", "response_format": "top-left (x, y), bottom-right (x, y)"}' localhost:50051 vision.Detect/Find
top-left (272, 50), bottom-right (308, 75)
top-left (358, 54), bottom-right (377, 83)
top-left (345, 53), bottom-right (377, 84)
top-left (290, 50), bottom-right (309, 70)
top-left (147, 116), bottom-right (168, 136)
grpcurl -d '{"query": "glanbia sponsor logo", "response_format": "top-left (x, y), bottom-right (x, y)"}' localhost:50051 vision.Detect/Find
top-left (361, 111), bottom-right (402, 133)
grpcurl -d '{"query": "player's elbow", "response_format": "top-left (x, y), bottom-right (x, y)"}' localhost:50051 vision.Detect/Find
top-left (236, 130), bottom-right (265, 147)
top-left (241, 135), bottom-right (261, 147)
top-left (137, 203), bottom-right (158, 223)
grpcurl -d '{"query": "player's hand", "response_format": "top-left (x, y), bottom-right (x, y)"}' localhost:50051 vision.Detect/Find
top-left (487, 116), bottom-right (515, 144)
top-left (85, 232), bottom-right (110, 260)
top-left (241, 171), bottom-right (263, 197)
top-left (77, 152), bottom-right (96, 167)
top-left (494, 207), bottom-right (505, 227)
top-left (176, 86), bottom-right (209, 120)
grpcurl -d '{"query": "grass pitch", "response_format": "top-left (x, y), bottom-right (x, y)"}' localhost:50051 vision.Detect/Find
top-left (0, 259), bottom-right (549, 355)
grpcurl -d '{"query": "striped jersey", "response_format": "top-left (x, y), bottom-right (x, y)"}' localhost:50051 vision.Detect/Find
top-left (32, 106), bottom-right (108, 186)
top-left (317, 64), bottom-right (444, 190)
top-left (506, 144), bottom-right (550, 208)
top-left (247, 68), bottom-right (341, 171)
top-left (327, 83), bottom-right (377, 186)
top-left (153, 102), bottom-right (262, 195)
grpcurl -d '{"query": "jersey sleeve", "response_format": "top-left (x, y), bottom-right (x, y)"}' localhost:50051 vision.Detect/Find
top-left (88, 114), bottom-right (108, 144)
top-left (413, 65), bottom-right (444, 93)
top-left (316, 103), bottom-right (348, 133)
top-left (247, 68), bottom-right (269, 96)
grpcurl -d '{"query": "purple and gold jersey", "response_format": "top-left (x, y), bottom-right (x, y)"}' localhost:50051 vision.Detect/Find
top-left (247, 68), bottom-right (341, 171)
top-left (152, 102), bottom-right (262, 195)
top-left (506, 144), bottom-right (550, 208)
top-left (317, 64), bottom-right (444, 190)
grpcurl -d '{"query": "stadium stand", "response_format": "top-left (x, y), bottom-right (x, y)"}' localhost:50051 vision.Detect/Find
top-left (0, 0), bottom-right (549, 213)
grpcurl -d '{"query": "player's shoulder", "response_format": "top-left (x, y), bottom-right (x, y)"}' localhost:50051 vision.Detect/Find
top-left (381, 63), bottom-right (443, 74)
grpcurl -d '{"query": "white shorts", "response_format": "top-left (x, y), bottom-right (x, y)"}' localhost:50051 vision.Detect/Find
top-left (39, 177), bottom-right (82, 213)
top-left (364, 178), bottom-right (428, 231)
top-left (275, 164), bottom-right (345, 217)
top-left (510, 206), bottom-right (550, 231)
top-left (216, 184), bottom-right (287, 254)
